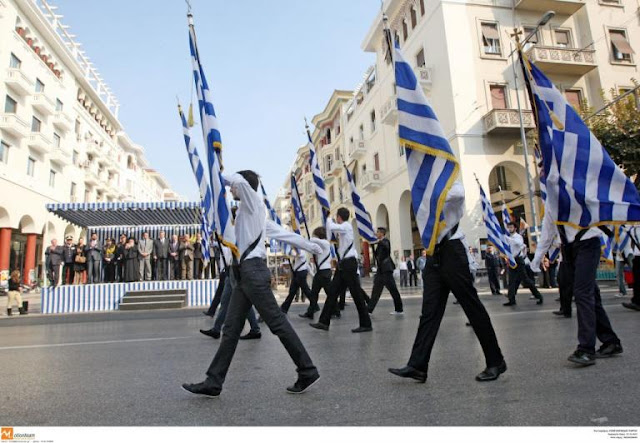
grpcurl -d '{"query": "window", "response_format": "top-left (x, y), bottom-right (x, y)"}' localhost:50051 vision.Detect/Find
top-left (35, 78), bottom-right (45, 93)
top-left (26, 157), bottom-right (35, 177)
top-left (75, 119), bottom-right (81, 134)
top-left (481, 23), bottom-right (501, 55)
top-left (609, 30), bottom-right (634, 62)
top-left (31, 116), bottom-right (41, 132)
top-left (565, 89), bottom-right (583, 110)
top-left (325, 128), bottom-right (332, 145)
top-left (49, 169), bottom-right (56, 187)
top-left (335, 147), bottom-right (340, 161)
top-left (70, 182), bottom-right (76, 201)
top-left (490, 85), bottom-right (507, 109)
top-left (554, 29), bottom-right (572, 48)
top-left (72, 150), bottom-right (78, 165)
top-left (9, 53), bottom-right (21, 68)
top-left (325, 154), bottom-right (333, 173)
top-left (84, 189), bottom-right (90, 203)
top-left (55, 99), bottom-right (63, 112)
top-left (495, 166), bottom-right (508, 191)
top-left (410, 8), bottom-right (417, 29)
top-left (370, 110), bottom-right (377, 133)
top-left (523, 26), bottom-right (540, 51)
top-left (419, 0), bottom-right (425, 15)
top-left (374, 153), bottom-right (380, 171)
top-left (53, 132), bottom-right (61, 148)
top-left (4, 95), bottom-right (17, 113)
top-left (359, 124), bottom-right (364, 140)
top-left (416, 48), bottom-right (426, 67)
top-left (402, 21), bottom-right (408, 41)
top-left (399, 144), bottom-right (405, 157)
top-left (329, 185), bottom-right (335, 203)
top-left (0, 141), bottom-right (8, 163)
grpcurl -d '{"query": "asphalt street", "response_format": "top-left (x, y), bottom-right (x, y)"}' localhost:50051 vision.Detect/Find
top-left (0, 280), bottom-right (638, 426)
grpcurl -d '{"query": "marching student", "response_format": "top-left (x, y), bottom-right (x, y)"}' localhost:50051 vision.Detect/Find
top-left (531, 212), bottom-right (622, 365)
top-left (280, 247), bottom-right (314, 315)
top-left (388, 182), bottom-right (506, 383)
top-left (504, 222), bottom-right (543, 306)
top-left (367, 227), bottom-right (404, 315)
top-left (309, 207), bottom-right (372, 333)
top-left (202, 243), bottom-right (230, 317)
top-left (182, 170), bottom-right (320, 397)
top-left (298, 227), bottom-right (332, 320)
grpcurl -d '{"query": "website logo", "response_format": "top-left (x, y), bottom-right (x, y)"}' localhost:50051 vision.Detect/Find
top-left (0, 428), bottom-right (13, 441)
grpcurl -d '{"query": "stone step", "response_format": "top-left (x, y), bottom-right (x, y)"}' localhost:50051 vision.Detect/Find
top-left (119, 300), bottom-right (185, 311)
top-left (120, 295), bottom-right (185, 304)
top-left (123, 289), bottom-right (187, 297)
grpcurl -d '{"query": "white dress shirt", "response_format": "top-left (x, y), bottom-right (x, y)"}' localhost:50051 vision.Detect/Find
top-left (265, 220), bottom-right (322, 257)
top-left (326, 218), bottom-right (357, 261)
top-left (217, 243), bottom-right (233, 272)
top-left (437, 181), bottom-right (465, 242)
top-left (507, 232), bottom-right (526, 259)
top-left (310, 238), bottom-right (332, 271)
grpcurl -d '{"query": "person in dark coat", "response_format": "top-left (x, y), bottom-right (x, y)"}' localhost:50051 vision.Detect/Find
top-left (484, 245), bottom-right (502, 295)
top-left (45, 238), bottom-right (64, 287)
top-left (367, 227), bottom-right (403, 314)
top-left (124, 238), bottom-right (140, 283)
top-left (193, 233), bottom-right (204, 280)
top-left (62, 235), bottom-right (76, 285)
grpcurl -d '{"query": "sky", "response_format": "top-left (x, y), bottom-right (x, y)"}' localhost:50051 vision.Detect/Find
top-left (51, 0), bottom-right (380, 201)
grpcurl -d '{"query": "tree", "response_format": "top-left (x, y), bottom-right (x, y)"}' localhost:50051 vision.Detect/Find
top-left (582, 82), bottom-right (640, 188)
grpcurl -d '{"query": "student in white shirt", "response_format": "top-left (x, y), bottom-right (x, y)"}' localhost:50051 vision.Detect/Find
top-left (299, 227), bottom-right (332, 320)
top-left (504, 222), bottom-right (543, 306)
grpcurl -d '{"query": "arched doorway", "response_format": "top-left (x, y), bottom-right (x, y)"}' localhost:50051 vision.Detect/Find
top-left (15, 215), bottom-right (41, 284)
top-left (64, 224), bottom-right (77, 241)
top-left (376, 204), bottom-right (389, 232)
top-left (399, 190), bottom-right (422, 259)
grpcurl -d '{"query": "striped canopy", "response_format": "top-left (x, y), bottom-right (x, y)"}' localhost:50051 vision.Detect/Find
top-left (46, 201), bottom-right (202, 228)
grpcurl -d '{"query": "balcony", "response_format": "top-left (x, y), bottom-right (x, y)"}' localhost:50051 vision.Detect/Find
top-left (361, 171), bottom-right (383, 191)
top-left (27, 133), bottom-right (53, 154)
top-left (84, 166), bottom-right (99, 186)
top-left (348, 140), bottom-right (367, 162)
top-left (525, 46), bottom-right (597, 76)
top-left (4, 68), bottom-right (33, 96)
top-left (52, 112), bottom-right (73, 132)
top-left (0, 113), bottom-right (29, 138)
top-left (483, 109), bottom-right (535, 135)
top-left (515, 0), bottom-right (583, 15)
top-left (381, 96), bottom-right (397, 126)
top-left (416, 67), bottom-right (432, 87)
top-left (49, 148), bottom-right (72, 167)
top-left (30, 93), bottom-right (55, 115)
top-left (304, 192), bottom-right (314, 203)
top-left (85, 140), bottom-right (101, 156)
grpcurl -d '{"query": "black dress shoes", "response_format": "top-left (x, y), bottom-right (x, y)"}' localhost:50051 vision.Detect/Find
top-left (552, 310), bottom-right (571, 318)
top-left (567, 350), bottom-right (596, 366)
top-left (622, 302), bottom-right (640, 311)
top-left (202, 310), bottom-right (214, 317)
top-left (239, 331), bottom-right (262, 340)
top-left (309, 322), bottom-right (329, 331)
top-left (286, 373), bottom-right (320, 394)
top-left (475, 360), bottom-right (507, 381)
top-left (200, 329), bottom-right (220, 339)
top-left (388, 366), bottom-right (427, 383)
top-left (181, 381), bottom-right (221, 398)
top-left (595, 342), bottom-right (623, 358)
top-left (351, 326), bottom-right (373, 333)
top-left (536, 298), bottom-right (543, 305)
top-left (298, 312), bottom-right (314, 319)
top-left (503, 301), bottom-right (516, 306)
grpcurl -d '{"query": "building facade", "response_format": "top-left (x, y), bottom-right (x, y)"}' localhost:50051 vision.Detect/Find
top-left (0, 0), bottom-right (177, 285)
top-left (278, 0), bottom-right (639, 266)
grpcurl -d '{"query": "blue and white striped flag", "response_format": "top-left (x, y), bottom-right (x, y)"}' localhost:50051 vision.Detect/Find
top-left (501, 202), bottom-right (513, 233)
top-left (392, 42), bottom-right (459, 255)
top-left (290, 174), bottom-right (306, 236)
top-left (344, 164), bottom-right (376, 242)
top-left (523, 56), bottom-right (640, 230)
top-left (306, 130), bottom-right (331, 221)
top-left (479, 184), bottom-right (516, 268)
top-left (188, 14), bottom-right (236, 256)
top-left (601, 235), bottom-right (614, 263)
top-left (260, 182), bottom-right (291, 255)
top-left (178, 104), bottom-right (212, 261)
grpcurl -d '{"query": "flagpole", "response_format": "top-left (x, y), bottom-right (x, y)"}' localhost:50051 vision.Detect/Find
top-left (305, 118), bottom-right (329, 221)
top-left (291, 173), bottom-right (312, 240)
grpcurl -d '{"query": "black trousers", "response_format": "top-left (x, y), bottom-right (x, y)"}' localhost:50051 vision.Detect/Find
top-left (205, 258), bottom-right (317, 390)
top-left (557, 261), bottom-right (572, 316)
top-left (63, 263), bottom-right (74, 285)
top-left (368, 271), bottom-right (403, 313)
top-left (281, 270), bottom-right (314, 313)
top-left (407, 239), bottom-right (503, 373)
top-left (409, 271), bottom-right (418, 287)
top-left (563, 237), bottom-right (619, 354)
top-left (156, 258), bottom-right (168, 281)
top-left (318, 257), bottom-right (371, 328)
top-left (632, 256), bottom-right (640, 306)
top-left (487, 267), bottom-right (500, 294)
top-left (305, 269), bottom-right (330, 316)
top-left (193, 259), bottom-right (204, 280)
top-left (507, 257), bottom-right (542, 303)
top-left (205, 269), bottom-right (227, 317)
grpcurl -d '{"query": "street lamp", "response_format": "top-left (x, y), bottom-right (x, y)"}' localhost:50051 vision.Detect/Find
top-left (509, 10), bottom-right (555, 242)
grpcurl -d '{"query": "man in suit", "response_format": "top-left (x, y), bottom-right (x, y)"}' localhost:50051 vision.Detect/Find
top-left (179, 235), bottom-right (194, 280)
top-left (62, 235), bottom-right (76, 285)
top-left (116, 234), bottom-right (127, 282)
top-left (193, 233), bottom-right (204, 280)
top-left (484, 245), bottom-right (502, 295)
top-left (45, 238), bottom-right (64, 287)
top-left (408, 254), bottom-right (418, 287)
top-left (153, 231), bottom-right (169, 281)
top-left (85, 232), bottom-right (102, 284)
top-left (138, 231), bottom-right (153, 281)
top-left (169, 234), bottom-right (180, 280)
top-left (368, 227), bottom-right (403, 314)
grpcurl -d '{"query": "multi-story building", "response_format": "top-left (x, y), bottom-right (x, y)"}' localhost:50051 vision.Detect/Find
top-left (0, 0), bottom-right (177, 284)
top-left (278, 0), bottom-right (639, 265)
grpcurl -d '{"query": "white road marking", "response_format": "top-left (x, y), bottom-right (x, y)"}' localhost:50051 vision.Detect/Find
top-left (0, 336), bottom-right (193, 351)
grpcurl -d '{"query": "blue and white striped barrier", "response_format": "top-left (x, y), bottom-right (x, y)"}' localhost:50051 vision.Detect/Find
top-left (41, 279), bottom-right (219, 314)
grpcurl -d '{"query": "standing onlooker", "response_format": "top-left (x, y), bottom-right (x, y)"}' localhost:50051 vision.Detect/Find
top-left (467, 246), bottom-right (478, 283)
top-left (73, 238), bottom-right (87, 285)
top-left (6, 270), bottom-right (26, 315)
top-left (179, 235), bottom-right (194, 280)
top-left (615, 247), bottom-right (632, 298)
top-left (103, 238), bottom-right (117, 283)
top-left (484, 245), bottom-right (501, 295)
top-left (45, 238), bottom-right (63, 287)
top-left (193, 233), bottom-right (204, 280)
top-left (116, 234), bottom-right (127, 282)
top-left (416, 250), bottom-right (427, 287)
top-left (138, 231), bottom-right (153, 281)
top-left (169, 234), bottom-right (180, 280)
top-left (124, 237), bottom-right (139, 283)
top-left (85, 233), bottom-right (102, 284)
top-left (62, 235), bottom-right (76, 285)
top-left (408, 254), bottom-right (418, 287)
top-left (154, 231), bottom-right (169, 281)
top-left (399, 256), bottom-right (409, 287)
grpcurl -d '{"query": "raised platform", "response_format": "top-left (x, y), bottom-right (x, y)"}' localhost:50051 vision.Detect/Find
top-left (40, 279), bottom-right (219, 314)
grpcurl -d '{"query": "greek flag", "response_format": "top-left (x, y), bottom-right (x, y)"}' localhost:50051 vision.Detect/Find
top-left (501, 202), bottom-right (513, 233)
top-left (549, 245), bottom-right (561, 263)
top-left (290, 174), bottom-right (306, 236)
top-left (613, 225), bottom-right (632, 254)
top-left (393, 42), bottom-right (459, 255)
top-left (260, 182), bottom-right (291, 255)
top-left (188, 14), bottom-right (236, 256)
top-left (178, 104), bottom-right (212, 261)
top-left (306, 131), bottom-right (331, 220)
top-left (344, 164), bottom-right (376, 242)
top-left (523, 56), bottom-right (640, 229)
top-left (479, 184), bottom-right (516, 268)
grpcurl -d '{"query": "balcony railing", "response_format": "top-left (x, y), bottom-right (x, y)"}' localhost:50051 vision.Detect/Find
top-left (483, 109), bottom-right (535, 135)
top-left (525, 46), bottom-right (597, 75)
top-left (348, 140), bottom-right (367, 161)
top-left (381, 97), bottom-right (397, 126)
top-left (4, 68), bottom-right (33, 96)
top-left (30, 93), bottom-right (55, 115)
top-left (52, 111), bottom-right (73, 132)
top-left (416, 67), bottom-right (432, 87)
top-left (27, 133), bottom-right (52, 154)
top-left (361, 171), bottom-right (383, 190)
top-left (0, 113), bottom-right (29, 138)
top-left (515, 0), bottom-right (584, 15)
top-left (49, 148), bottom-right (72, 167)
